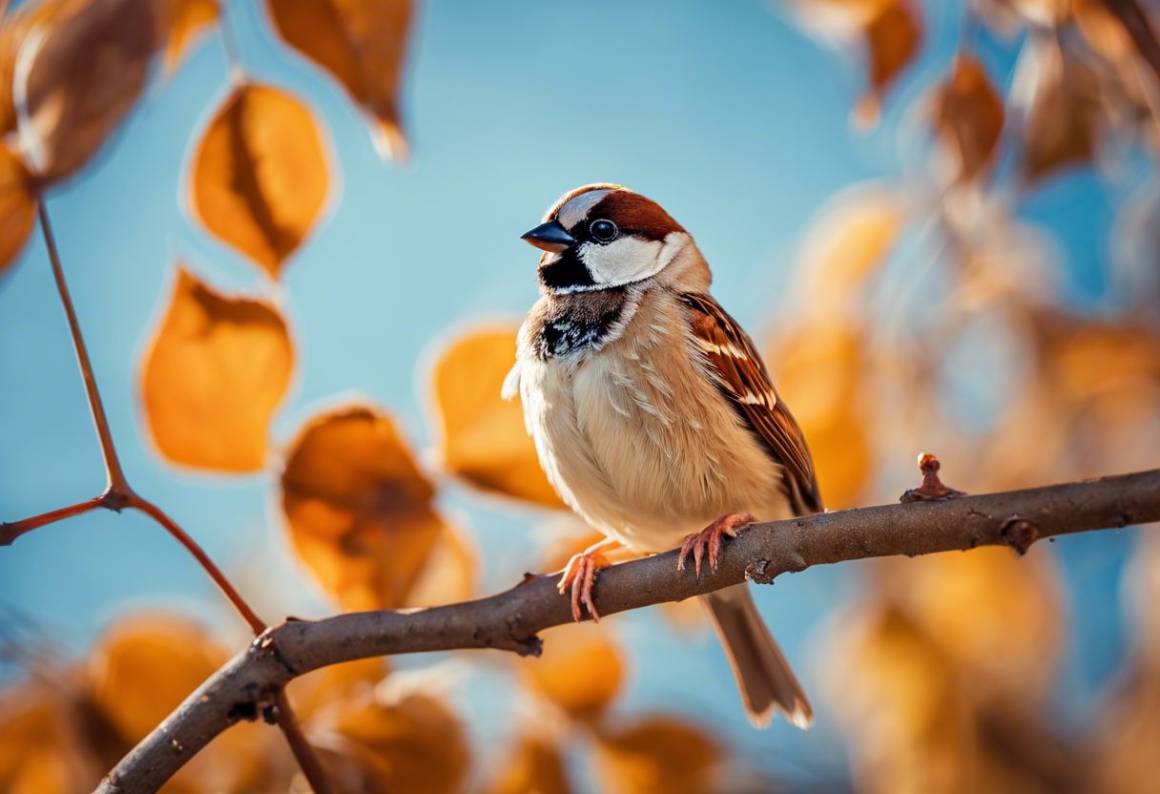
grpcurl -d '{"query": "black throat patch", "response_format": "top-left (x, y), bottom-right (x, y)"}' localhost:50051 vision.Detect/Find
top-left (537, 249), bottom-right (597, 292)
top-left (534, 288), bottom-right (630, 360)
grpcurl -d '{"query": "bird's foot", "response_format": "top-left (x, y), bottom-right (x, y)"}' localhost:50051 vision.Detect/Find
top-left (677, 512), bottom-right (756, 578)
top-left (558, 543), bottom-right (613, 622)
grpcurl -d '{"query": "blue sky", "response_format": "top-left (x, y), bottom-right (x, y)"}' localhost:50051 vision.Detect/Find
top-left (0, 0), bottom-right (1146, 785)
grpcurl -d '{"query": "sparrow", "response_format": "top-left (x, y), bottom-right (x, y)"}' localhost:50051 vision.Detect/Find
top-left (504, 183), bottom-right (820, 728)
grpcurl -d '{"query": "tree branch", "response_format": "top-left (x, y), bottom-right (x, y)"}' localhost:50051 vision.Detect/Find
top-left (97, 468), bottom-right (1160, 793)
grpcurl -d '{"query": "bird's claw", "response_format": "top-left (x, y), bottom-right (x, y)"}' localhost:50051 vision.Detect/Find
top-left (558, 547), bottom-right (610, 622)
top-left (677, 512), bottom-right (755, 578)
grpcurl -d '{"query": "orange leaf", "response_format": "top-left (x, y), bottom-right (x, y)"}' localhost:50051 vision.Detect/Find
top-left (521, 622), bottom-right (624, 720)
top-left (322, 693), bottom-right (470, 794)
top-left (140, 267), bottom-right (294, 472)
top-left (403, 523), bottom-right (478, 608)
top-left (0, 683), bottom-right (96, 794)
top-left (266, 0), bottom-right (412, 160)
top-left (430, 326), bottom-right (565, 509)
top-left (931, 54), bottom-right (1005, 182)
top-left (0, 143), bottom-right (36, 275)
top-left (856, 1), bottom-right (922, 125)
top-left (86, 613), bottom-right (278, 791)
top-left (162, 0), bottom-right (219, 74)
top-left (8, 0), bottom-right (159, 183)
top-left (281, 404), bottom-right (448, 610)
top-left (485, 734), bottom-right (573, 794)
top-left (768, 321), bottom-right (873, 508)
top-left (191, 83), bottom-right (330, 277)
top-left (593, 716), bottom-right (721, 794)
top-left (87, 613), bottom-right (229, 743)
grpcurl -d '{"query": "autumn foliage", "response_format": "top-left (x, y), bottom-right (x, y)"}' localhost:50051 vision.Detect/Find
top-left (2, 0), bottom-right (1160, 792)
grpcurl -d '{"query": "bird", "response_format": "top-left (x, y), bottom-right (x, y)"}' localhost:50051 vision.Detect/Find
top-left (503, 183), bottom-right (820, 728)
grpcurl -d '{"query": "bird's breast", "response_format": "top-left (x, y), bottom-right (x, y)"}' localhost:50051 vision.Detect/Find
top-left (516, 290), bottom-right (790, 551)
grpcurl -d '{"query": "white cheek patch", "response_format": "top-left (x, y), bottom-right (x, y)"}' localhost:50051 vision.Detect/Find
top-left (557, 189), bottom-right (612, 230)
top-left (581, 232), bottom-right (689, 288)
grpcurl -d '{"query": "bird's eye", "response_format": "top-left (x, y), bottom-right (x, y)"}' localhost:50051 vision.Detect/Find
top-left (589, 219), bottom-right (618, 243)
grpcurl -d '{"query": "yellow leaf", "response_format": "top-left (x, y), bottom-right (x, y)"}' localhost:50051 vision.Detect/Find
top-left (792, 182), bottom-right (905, 313)
top-left (281, 404), bottom-right (447, 610)
top-left (266, 0), bottom-right (412, 160)
top-left (323, 693), bottom-right (470, 794)
top-left (0, 143), bottom-right (36, 275)
top-left (191, 83), bottom-right (330, 277)
top-left (8, 0), bottom-right (159, 183)
top-left (931, 54), bottom-right (1005, 182)
top-left (593, 716), bottom-right (721, 794)
top-left (288, 658), bottom-right (389, 723)
top-left (140, 267), bottom-right (294, 472)
top-left (885, 547), bottom-right (1064, 699)
top-left (162, 0), bottom-right (219, 74)
top-left (485, 734), bottom-right (572, 794)
top-left (522, 622), bottom-right (624, 720)
top-left (403, 523), bottom-right (478, 608)
top-left (768, 321), bottom-right (872, 508)
top-left (430, 326), bottom-right (565, 509)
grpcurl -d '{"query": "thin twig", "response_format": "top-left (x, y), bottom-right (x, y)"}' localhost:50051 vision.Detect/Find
top-left (272, 689), bottom-right (334, 794)
top-left (128, 496), bottom-right (266, 634)
top-left (0, 496), bottom-right (104, 546)
top-left (96, 468), bottom-right (1160, 793)
top-left (38, 203), bottom-right (129, 494)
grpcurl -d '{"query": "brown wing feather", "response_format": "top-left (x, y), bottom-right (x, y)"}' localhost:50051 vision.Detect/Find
top-left (680, 292), bottom-right (822, 515)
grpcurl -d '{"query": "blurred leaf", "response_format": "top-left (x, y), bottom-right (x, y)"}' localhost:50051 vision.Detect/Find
top-left (141, 267), bottom-right (294, 472)
top-left (87, 613), bottom-right (228, 743)
top-left (1013, 36), bottom-right (1102, 183)
top-left (0, 143), bottom-right (36, 275)
top-left (87, 613), bottom-right (278, 793)
top-left (521, 622), bottom-right (624, 721)
top-left (265, 0), bottom-right (412, 160)
top-left (484, 734), bottom-right (572, 794)
top-left (321, 693), bottom-right (470, 794)
top-left (403, 523), bottom-right (478, 608)
top-left (281, 404), bottom-right (447, 611)
top-left (8, 0), bottom-right (159, 183)
top-left (162, 0), bottom-right (219, 74)
top-left (768, 321), bottom-right (872, 507)
top-left (931, 54), bottom-right (1005, 182)
top-left (792, 182), bottom-right (905, 312)
top-left (995, 0), bottom-right (1071, 26)
top-left (881, 547), bottom-right (1064, 700)
top-left (593, 716), bottom-right (721, 794)
top-left (0, 683), bottom-right (95, 794)
top-left (1096, 535), bottom-right (1160, 793)
top-left (430, 326), bottom-right (565, 509)
top-left (857, 1), bottom-right (922, 126)
top-left (288, 658), bottom-right (389, 724)
top-left (192, 83), bottom-right (330, 277)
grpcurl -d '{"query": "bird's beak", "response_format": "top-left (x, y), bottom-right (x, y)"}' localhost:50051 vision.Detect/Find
top-left (521, 220), bottom-right (575, 253)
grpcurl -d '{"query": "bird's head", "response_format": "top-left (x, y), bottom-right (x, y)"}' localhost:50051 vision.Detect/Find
top-left (522, 184), bottom-right (705, 294)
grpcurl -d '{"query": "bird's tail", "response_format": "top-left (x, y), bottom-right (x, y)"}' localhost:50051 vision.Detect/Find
top-left (701, 583), bottom-right (813, 729)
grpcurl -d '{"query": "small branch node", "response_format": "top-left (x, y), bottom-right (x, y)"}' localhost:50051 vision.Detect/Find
top-left (901, 452), bottom-right (966, 502)
top-left (745, 559), bottom-right (775, 584)
top-left (1002, 517), bottom-right (1040, 556)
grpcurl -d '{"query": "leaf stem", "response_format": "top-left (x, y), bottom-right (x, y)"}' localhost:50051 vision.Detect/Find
top-left (0, 497), bottom-right (105, 546)
top-left (39, 203), bottom-right (130, 493)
